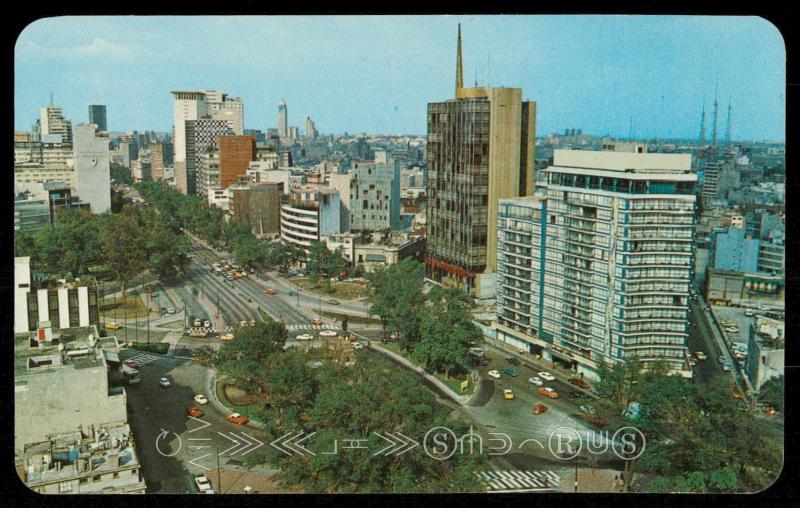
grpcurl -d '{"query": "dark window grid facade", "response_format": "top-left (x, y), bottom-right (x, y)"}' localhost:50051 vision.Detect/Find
top-left (426, 100), bottom-right (491, 273)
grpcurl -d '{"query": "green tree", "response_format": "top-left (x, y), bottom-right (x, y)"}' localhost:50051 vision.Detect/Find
top-left (759, 375), bottom-right (784, 412)
top-left (709, 466), bottom-right (740, 492)
top-left (306, 241), bottom-right (346, 282)
top-left (674, 471), bottom-right (708, 493)
top-left (110, 188), bottom-right (131, 213)
top-left (110, 162), bottom-right (133, 185)
top-left (366, 259), bottom-right (425, 348)
top-left (413, 286), bottom-right (482, 378)
top-left (34, 208), bottom-right (101, 277)
top-left (98, 206), bottom-right (147, 298)
top-left (216, 319), bottom-right (288, 389)
top-left (232, 233), bottom-right (263, 268)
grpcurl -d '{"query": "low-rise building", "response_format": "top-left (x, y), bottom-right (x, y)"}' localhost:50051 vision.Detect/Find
top-left (706, 269), bottom-right (784, 306)
top-left (280, 187), bottom-right (342, 253)
top-left (745, 315), bottom-right (784, 391)
top-left (322, 231), bottom-right (425, 272)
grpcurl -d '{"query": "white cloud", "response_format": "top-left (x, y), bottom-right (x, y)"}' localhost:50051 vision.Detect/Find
top-left (16, 37), bottom-right (144, 63)
top-left (69, 37), bottom-right (143, 62)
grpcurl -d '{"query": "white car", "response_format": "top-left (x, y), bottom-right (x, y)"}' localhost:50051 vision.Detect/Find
top-left (194, 394), bottom-right (209, 405)
top-left (352, 342), bottom-right (364, 350)
top-left (203, 320), bottom-right (211, 328)
top-left (319, 330), bottom-right (338, 338)
top-left (487, 370), bottom-right (501, 379)
top-left (194, 474), bottom-right (214, 494)
top-left (538, 371), bottom-right (556, 382)
top-left (296, 334), bottom-right (314, 341)
top-left (159, 377), bottom-right (171, 388)
top-left (528, 376), bottom-right (543, 386)
top-left (167, 307), bottom-right (176, 314)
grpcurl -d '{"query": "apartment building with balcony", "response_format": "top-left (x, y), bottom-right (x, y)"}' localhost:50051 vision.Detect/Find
top-left (493, 149), bottom-right (697, 380)
top-left (280, 187), bottom-right (342, 253)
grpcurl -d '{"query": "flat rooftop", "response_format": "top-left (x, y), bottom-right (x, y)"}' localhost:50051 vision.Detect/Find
top-left (15, 325), bottom-right (114, 378)
top-left (553, 149), bottom-right (693, 174)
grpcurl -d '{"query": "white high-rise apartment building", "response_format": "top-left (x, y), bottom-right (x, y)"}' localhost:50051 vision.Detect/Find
top-left (494, 149), bottom-right (697, 380)
top-left (39, 104), bottom-right (73, 145)
top-left (171, 90), bottom-right (244, 194)
top-left (73, 123), bottom-right (111, 214)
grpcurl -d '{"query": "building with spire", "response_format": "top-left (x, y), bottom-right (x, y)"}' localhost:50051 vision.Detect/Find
top-left (711, 84), bottom-right (719, 147)
top-left (425, 23), bottom-right (537, 299)
top-left (698, 98), bottom-right (706, 146)
top-left (725, 96), bottom-right (733, 146)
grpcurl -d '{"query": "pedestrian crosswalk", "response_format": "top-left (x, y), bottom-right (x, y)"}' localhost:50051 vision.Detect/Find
top-left (125, 353), bottom-right (162, 365)
top-left (286, 323), bottom-right (338, 331)
top-left (475, 470), bottom-right (561, 492)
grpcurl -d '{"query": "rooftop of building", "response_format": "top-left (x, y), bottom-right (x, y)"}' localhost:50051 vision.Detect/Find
top-left (14, 325), bottom-right (118, 378)
top-left (551, 149), bottom-right (693, 175)
top-left (20, 422), bottom-right (139, 486)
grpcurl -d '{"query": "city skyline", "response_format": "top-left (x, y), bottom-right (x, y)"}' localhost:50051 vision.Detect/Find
top-left (15, 15), bottom-right (785, 141)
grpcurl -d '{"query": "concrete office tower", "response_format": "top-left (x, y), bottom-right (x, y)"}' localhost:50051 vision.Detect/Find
top-left (289, 126), bottom-right (299, 140)
top-left (219, 135), bottom-right (257, 189)
top-left (494, 150), bottom-right (697, 380)
top-left (73, 123), bottom-right (111, 214)
top-left (278, 98), bottom-right (288, 142)
top-left (425, 24), bottom-right (537, 297)
top-left (39, 102), bottom-right (73, 145)
top-left (149, 143), bottom-right (166, 180)
top-left (183, 119), bottom-right (232, 195)
top-left (172, 91), bottom-right (209, 194)
top-left (349, 159), bottom-right (401, 232)
top-left (88, 104), bottom-right (107, 132)
top-left (205, 90), bottom-right (244, 135)
top-left (305, 116), bottom-right (318, 139)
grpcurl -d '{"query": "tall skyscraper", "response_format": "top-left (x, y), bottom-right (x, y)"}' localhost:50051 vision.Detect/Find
top-left (204, 90), bottom-right (244, 135)
top-left (425, 24), bottom-right (537, 298)
top-left (73, 123), bottom-right (111, 214)
top-left (494, 149), bottom-right (697, 379)
top-left (305, 116), bottom-right (318, 139)
top-left (278, 98), bottom-right (288, 142)
top-left (39, 101), bottom-right (73, 145)
top-left (88, 105), bottom-right (108, 132)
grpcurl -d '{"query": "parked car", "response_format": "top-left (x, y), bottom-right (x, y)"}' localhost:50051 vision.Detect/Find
top-left (227, 413), bottom-right (249, 425)
top-left (204, 320), bottom-right (211, 328)
top-left (695, 351), bottom-right (707, 361)
top-left (104, 322), bottom-right (124, 330)
top-left (319, 330), bottom-right (338, 338)
top-left (538, 371), bottom-right (556, 382)
top-left (194, 394), bottom-right (209, 405)
top-left (352, 342), bottom-right (364, 350)
top-left (502, 367), bottom-right (519, 377)
top-left (264, 288), bottom-right (278, 295)
top-left (502, 389), bottom-right (515, 400)
top-left (193, 318), bottom-right (202, 327)
top-left (159, 377), bottom-right (171, 388)
top-left (579, 404), bottom-right (596, 414)
top-left (532, 404), bottom-right (549, 415)
top-left (123, 360), bottom-right (142, 368)
top-left (194, 474), bottom-right (214, 494)
top-left (220, 333), bottom-right (234, 341)
top-left (187, 406), bottom-right (205, 418)
top-left (328, 299), bottom-right (340, 305)
top-left (487, 370), bottom-right (501, 379)
top-left (309, 318), bottom-right (323, 326)
top-left (538, 387), bottom-right (559, 399)
top-left (167, 307), bottom-right (176, 314)
top-left (528, 376), bottom-right (544, 386)
top-left (569, 377), bottom-right (590, 389)
top-left (296, 334), bottom-right (314, 341)
top-left (506, 357), bottom-right (521, 366)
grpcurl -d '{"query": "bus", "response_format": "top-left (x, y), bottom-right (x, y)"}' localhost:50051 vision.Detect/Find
top-left (122, 365), bottom-right (141, 384)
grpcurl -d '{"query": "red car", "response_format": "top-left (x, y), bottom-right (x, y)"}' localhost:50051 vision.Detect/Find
top-left (187, 406), bottom-right (205, 418)
top-left (262, 274), bottom-right (270, 281)
top-left (124, 360), bottom-right (142, 368)
top-left (227, 413), bottom-right (249, 425)
top-left (569, 377), bottom-right (590, 389)
top-left (533, 404), bottom-right (549, 415)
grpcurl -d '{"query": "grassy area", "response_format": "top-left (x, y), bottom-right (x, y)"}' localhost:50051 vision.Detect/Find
top-left (319, 310), bottom-right (382, 326)
top-left (214, 379), bottom-right (266, 424)
top-left (292, 277), bottom-right (368, 300)
top-left (100, 295), bottom-right (150, 319)
top-left (379, 341), bottom-right (473, 395)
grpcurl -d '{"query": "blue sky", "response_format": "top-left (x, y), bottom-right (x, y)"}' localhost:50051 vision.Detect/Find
top-left (15, 15), bottom-right (785, 141)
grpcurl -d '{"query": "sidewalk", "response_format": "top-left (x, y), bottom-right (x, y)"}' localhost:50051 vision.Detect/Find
top-left (559, 467), bottom-right (626, 493)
